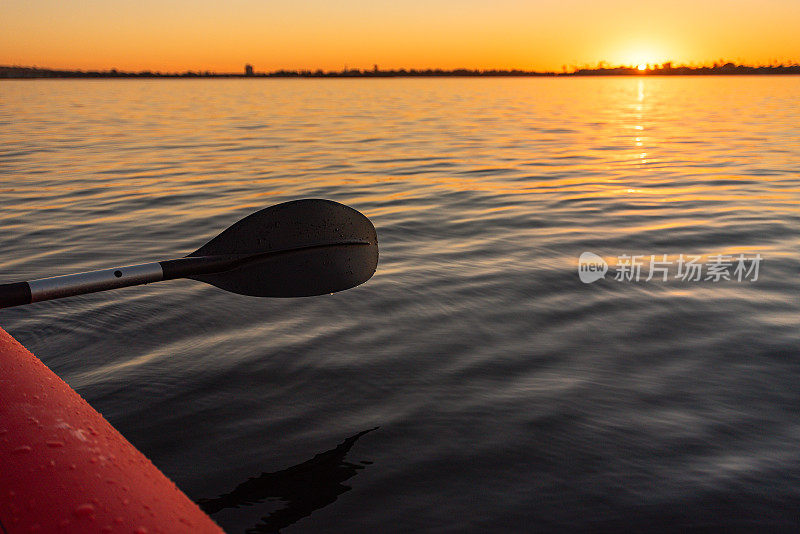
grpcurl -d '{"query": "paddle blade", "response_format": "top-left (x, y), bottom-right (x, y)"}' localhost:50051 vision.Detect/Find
top-left (189, 199), bottom-right (378, 297)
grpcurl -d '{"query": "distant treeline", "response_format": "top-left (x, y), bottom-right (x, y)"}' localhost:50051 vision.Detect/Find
top-left (569, 62), bottom-right (800, 76)
top-left (2, 62), bottom-right (800, 79)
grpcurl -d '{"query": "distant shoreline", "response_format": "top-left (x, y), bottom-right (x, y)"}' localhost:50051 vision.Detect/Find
top-left (2, 64), bottom-right (800, 79)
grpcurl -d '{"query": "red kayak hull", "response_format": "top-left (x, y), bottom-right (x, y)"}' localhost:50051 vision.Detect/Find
top-left (0, 327), bottom-right (223, 534)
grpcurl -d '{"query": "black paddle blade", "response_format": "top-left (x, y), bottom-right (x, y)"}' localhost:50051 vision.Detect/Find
top-left (188, 199), bottom-right (378, 297)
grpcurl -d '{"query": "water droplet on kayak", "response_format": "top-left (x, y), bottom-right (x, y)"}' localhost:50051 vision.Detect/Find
top-left (12, 445), bottom-right (32, 454)
top-left (73, 503), bottom-right (95, 518)
top-left (134, 526), bottom-right (148, 534)
top-left (46, 441), bottom-right (65, 448)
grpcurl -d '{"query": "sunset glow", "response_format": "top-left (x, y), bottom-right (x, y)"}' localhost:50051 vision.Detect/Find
top-left (2, 0), bottom-right (799, 72)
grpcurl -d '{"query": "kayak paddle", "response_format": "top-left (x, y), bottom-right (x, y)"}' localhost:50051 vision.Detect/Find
top-left (0, 199), bottom-right (378, 309)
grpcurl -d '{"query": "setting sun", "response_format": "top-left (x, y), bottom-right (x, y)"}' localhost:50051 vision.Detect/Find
top-left (613, 42), bottom-right (670, 70)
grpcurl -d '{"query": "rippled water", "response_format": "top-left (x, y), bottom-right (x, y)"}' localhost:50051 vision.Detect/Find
top-left (1, 77), bottom-right (799, 532)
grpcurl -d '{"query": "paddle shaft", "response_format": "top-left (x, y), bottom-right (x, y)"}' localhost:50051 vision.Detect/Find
top-left (0, 239), bottom-right (372, 309)
top-left (0, 255), bottom-right (243, 309)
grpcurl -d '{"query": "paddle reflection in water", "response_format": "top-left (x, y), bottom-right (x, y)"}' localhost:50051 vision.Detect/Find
top-left (197, 427), bottom-right (378, 533)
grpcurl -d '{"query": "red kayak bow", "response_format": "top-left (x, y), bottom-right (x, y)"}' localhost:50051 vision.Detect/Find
top-left (0, 327), bottom-right (223, 534)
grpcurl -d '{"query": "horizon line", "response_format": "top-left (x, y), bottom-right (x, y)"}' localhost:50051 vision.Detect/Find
top-left (3, 61), bottom-right (800, 79)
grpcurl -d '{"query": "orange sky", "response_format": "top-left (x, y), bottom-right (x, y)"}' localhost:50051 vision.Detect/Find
top-left (3, 0), bottom-right (799, 72)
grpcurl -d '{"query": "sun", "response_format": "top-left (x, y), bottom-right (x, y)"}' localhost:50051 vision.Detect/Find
top-left (614, 42), bottom-right (668, 69)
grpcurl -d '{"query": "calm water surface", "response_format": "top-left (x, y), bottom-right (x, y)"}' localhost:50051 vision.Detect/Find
top-left (1, 77), bottom-right (799, 532)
